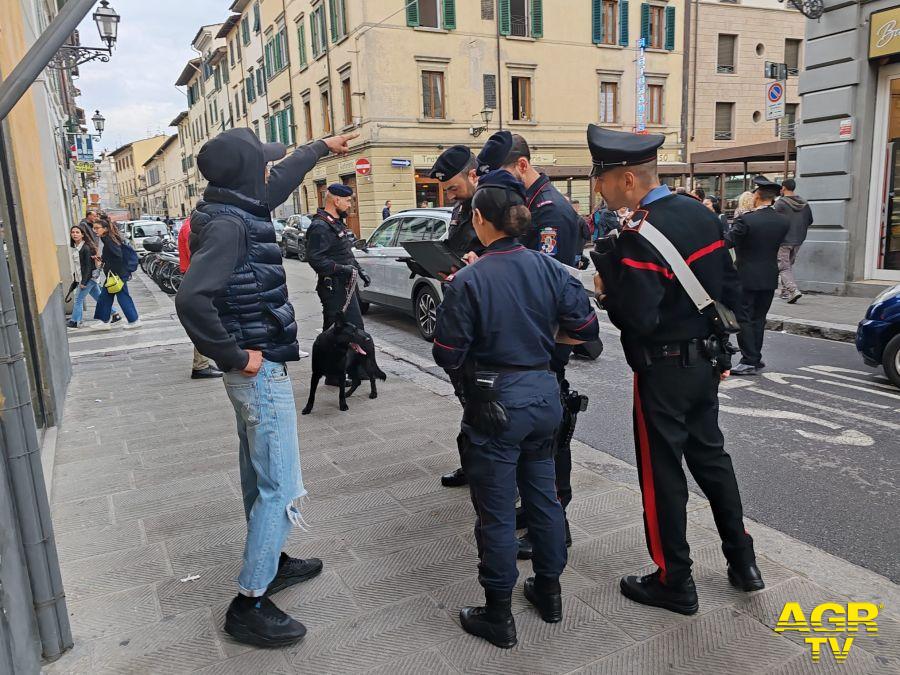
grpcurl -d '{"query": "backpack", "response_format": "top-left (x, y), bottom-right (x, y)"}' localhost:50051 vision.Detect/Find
top-left (122, 243), bottom-right (139, 274)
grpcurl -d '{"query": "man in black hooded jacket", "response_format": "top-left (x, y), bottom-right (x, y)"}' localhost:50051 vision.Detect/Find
top-left (176, 127), bottom-right (355, 648)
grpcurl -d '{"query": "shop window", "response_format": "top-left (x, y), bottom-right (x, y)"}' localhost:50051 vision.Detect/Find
top-left (715, 102), bottom-right (734, 140)
top-left (717, 35), bottom-right (736, 74)
top-left (422, 70), bottom-right (445, 119)
top-left (512, 75), bottom-right (533, 121)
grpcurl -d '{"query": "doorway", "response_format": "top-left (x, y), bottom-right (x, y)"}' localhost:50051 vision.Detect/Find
top-left (867, 63), bottom-right (900, 280)
top-left (340, 174), bottom-right (360, 238)
top-left (415, 175), bottom-right (449, 207)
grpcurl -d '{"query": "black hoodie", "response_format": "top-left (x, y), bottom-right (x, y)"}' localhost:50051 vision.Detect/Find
top-left (774, 194), bottom-right (813, 246)
top-left (175, 128), bottom-right (327, 371)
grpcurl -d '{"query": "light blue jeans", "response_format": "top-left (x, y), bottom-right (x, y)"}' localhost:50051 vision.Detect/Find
top-left (71, 280), bottom-right (100, 325)
top-left (223, 359), bottom-right (306, 596)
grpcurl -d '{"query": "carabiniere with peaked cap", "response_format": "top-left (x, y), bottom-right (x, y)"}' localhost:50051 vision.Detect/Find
top-left (587, 125), bottom-right (666, 176)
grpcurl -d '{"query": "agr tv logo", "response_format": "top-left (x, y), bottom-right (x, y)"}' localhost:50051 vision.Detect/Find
top-left (775, 602), bottom-right (881, 662)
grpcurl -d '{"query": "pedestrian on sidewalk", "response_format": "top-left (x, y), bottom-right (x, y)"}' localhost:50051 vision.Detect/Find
top-left (177, 216), bottom-right (223, 380)
top-left (589, 126), bottom-right (764, 617)
top-left (726, 176), bottom-right (790, 376)
top-left (175, 126), bottom-right (356, 648)
top-left (432, 169), bottom-right (599, 648)
top-left (67, 224), bottom-right (100, 328)
top-left (381, 200), bottom-right (391, 220)
top-left (774, 178), bottom-right (813, 304)
top-left (92, 219), bottom-right (141, 330)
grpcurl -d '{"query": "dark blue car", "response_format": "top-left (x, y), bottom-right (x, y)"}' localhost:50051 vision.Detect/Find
top-left (856, 283), bottom-right (900, 388)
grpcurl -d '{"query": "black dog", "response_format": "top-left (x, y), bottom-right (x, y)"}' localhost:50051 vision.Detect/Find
top-left (302, 316), bottom-right (385, 414)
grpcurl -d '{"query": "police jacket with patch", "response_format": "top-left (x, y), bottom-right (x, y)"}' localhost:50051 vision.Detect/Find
top-left (603, 193), bottom-right (743, 350)
top-left (306, 208), bottom-right (361, 277)
top-left (175, 139), bottom-right (327, 371)
top-left (725, 206), bottom-right (790, 291)
top-left (523, 174), bottom-right (581, 267)
top-left (445, 199), bottom-right (485, 258)
top-left (432, 238), bottom-right (599, 372)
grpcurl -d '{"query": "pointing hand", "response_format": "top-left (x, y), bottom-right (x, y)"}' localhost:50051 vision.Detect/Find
top-left (324, 132), bottom-right (360, 156)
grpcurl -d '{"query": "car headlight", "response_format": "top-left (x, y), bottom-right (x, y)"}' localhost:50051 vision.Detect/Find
top-left (873, 284), bottom-right (900, 305)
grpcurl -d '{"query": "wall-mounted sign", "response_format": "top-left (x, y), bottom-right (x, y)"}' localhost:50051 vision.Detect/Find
top-left (635, 38), bottom-right (648, 134)
top-left (74, 161), bottom-right (95, 173)
top-left (839, 118), bottom-right (853, 138)
top-left (355, 158), bottom-right (372, 176)
top-left (414, 153), bottom-right (442, 168)
top-left (871, 7), bottom-right (900, 59)
top-left (391, 158), bottom-right (412, 168)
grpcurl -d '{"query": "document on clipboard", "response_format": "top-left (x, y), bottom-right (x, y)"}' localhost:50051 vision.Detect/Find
top-left (401, 240), bottom-right (466, 279)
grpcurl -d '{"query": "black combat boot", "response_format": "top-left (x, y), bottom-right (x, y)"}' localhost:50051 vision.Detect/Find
top-left (727, 563), bottom-right (765, 592)
top-left (224, 594), bottom-right (307, 647)
top-left (524, 576), bottom-right (562, 623)
top-left (441, 467), bottom-right (467, 487)
top-left (266, 552), bottom-right (324, 595)
top-left (516, 520), bottom-right (572, 560)
top-left (619, 570), bottom-right (699, 615)
top-left (459, 590), bottom-right (517, 648)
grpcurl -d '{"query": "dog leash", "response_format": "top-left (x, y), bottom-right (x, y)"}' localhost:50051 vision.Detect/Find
top-left (341, 268), bottom-right (359, 314)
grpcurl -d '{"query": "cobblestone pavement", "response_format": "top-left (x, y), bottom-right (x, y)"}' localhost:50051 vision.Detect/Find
top-left (44, 272), bottom-right (899, 674)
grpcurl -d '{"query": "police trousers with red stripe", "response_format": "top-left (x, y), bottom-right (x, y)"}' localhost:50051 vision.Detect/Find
top-left (632, 357), bottom-right (756, 586)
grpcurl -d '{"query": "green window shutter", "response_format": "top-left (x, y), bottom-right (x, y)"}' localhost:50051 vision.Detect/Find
top-left (499, 0), bottom-right (511, 35)
top-left (310, 14), bottom-right (319, 57)
top-left (253, 3), bottom-right (260, 32)
top-left (640, 3), bottom-right (650, 43)
top-left (406, 0), bottom-right (419, 27)
top-left (664, 5), bottom-right (675, 50)
top-left (264, 42), bottom-right (272, 78)
top-left (329, 0), bottom-right (338, 42)
top-left (591, 0), bottom-right (603, 44)
top-left (279, 111), bottom-right (289, 145)
top-left (444, 0), bottom-right (457, 30)
top-left (531, 0), bottom-right (543, 38)
top-left (298, 24), bottom-right (307, 67)
top-left (288, 106), bottom-right (295, 144)
top-left (619, 0), bottom-right (629, 46)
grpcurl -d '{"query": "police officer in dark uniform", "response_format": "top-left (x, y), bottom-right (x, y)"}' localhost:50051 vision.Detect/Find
top-left (430, 145), bottom-right (485, 489)
top-left (477, 131), bottom-right (592, 558)
top-left (726, 176), bottom-right (790, 376)
top-left (433, 170), bottom-right (599, 647)
top-left (306, 183), bottom-right (370, 331)
top-left (588, 125), bottom-right (764, 616)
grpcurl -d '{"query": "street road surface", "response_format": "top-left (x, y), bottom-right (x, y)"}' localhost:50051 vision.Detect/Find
top-left (284, 260), bottom-right (900, 583)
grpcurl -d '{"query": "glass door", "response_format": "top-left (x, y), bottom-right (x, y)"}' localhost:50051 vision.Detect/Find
top-left (868, 66), bottom-right (900, 280)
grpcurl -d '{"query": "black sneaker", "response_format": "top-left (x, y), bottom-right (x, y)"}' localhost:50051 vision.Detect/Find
top-left (440, 467), bottom-right (467, 487)
top-left (619, 571), bottom-right (699, 615)
top-left (191, 366), bottom-right (224, 379)
top-left (459, 593), bottom-right (517, 649)
top-left (524, 577), bottom-right (562, 623)
top-left (266, 553), bottom-right (324, 596)
top-left (110, 313), bottom-right (122, 324)
top-left (224, 595), bottom-right (306, 648)
top-left (66, 320), bottom-right (78, 329)
top-left (727, 563), bottom-right (765, 592)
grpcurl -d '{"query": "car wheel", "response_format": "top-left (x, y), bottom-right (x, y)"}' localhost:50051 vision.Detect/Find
top-left (297, 240), bottom-right (307, 262)
top-left (882, 334), bottom-right (900, 388)
top-left (359, 300), bottom-right (370, 315)
top-left (415, 285), bottom-right (439, 341)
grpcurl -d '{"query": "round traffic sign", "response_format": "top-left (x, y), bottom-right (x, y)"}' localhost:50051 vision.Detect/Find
top-left (355, 158), bottom-right (372, 176)
top-left (767, 83), bottom-right (784, 103)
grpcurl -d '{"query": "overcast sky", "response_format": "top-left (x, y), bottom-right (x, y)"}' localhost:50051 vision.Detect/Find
top-left (75, 0), bottom-right (227, 152)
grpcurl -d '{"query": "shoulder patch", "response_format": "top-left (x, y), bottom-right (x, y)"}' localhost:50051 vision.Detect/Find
top-left (539, 227), bottom-right (559, 256)
top-left (534, 200), bottom-right (554, 209)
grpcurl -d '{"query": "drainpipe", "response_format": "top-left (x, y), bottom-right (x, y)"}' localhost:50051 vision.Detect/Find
top-left (496, 0), bottom-right (503, 130)
top-left (680, 0), bottom-right (692, 162)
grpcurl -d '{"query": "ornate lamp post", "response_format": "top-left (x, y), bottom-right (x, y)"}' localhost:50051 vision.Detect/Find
top-left (48, 1), bottom-right (120, 70)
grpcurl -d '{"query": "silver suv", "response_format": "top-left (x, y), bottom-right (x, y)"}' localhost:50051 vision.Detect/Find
top-left (353, 208), bottom-right (452, 340)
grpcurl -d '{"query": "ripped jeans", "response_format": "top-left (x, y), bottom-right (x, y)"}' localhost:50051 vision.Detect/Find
top-left (224, 360), bottom-right (307, 596)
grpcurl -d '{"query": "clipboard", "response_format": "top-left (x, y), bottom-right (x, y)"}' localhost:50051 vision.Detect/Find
top-left (400, 240), bottom-right (466, 279)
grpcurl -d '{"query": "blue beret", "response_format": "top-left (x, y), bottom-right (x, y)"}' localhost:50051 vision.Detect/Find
top-left (327, 183), bottom-right (353, 197)
top-left (475, 169), bottom-right (526, 202)
top-left (476, 131), bottom-right (513, 177)
top-left (429, 145), bottom-right (472, 182)
top-left (587, 124), bottom-right (664, 176)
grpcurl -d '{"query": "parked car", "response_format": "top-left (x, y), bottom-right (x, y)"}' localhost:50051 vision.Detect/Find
top-left (856, 283), bottom-right (900, 388)
top-left (281, 213), bottom-right (313, 261)
top-left (122, 220), bottom-right (169, 253)
top-left (353, 208), bottom-right (452, 340)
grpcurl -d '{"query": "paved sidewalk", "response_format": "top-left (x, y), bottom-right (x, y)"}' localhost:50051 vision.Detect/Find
top-left (44, 279), bottom-right (899, 673)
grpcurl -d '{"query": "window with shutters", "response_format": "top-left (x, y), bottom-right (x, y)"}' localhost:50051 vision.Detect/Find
top-left (341, 74), bottom-right (353, 127)
top-left (483, 74), bottom-right (497, 110)
top-left (500, 0), bottom-right (542, 38)
top-left (418, 0), bottom-right (440, 28)
top-left (329, 0), bottom-right (347, 42)
top-left (321, 90), bottom-right (332, 134)
top-left (422, 70), bottom-right (445, 119)
top-left (648, 83), bottom-right (663, 124)
top-left (784, 38), bottom-right (801, 75)
top-left (602, 0), bottom-right (618, 44)
top-left (297, 20), bottom-right (308, 69)
top-left (229, 40), bottom-right (235, 69)
top-left (510, 0), bottom-right (528, 37)
top-left (241, 16), bottom-right (251, 45)
top-left (481, 0), bottom-right (494, 20)
top-left (256, 59), bottom-right (267, 95)
top-left (265, 21), bottom-right (290, 80)
top-left (311, 6), bottom-right (328, 58)
top-left (262, 114), bottom-right (271, 142)
top-left (715, 102), bottom-right (734, 140)
top-left (599, 81), bottom-right (618, 123)
top-left (303, 96), bottom-right (313, 140)
top-left (512, 75), bottom-right (533, 121)
top-left (246, 71), bottom-right (256, 102)
top-left (252, 2), bottom-right (261, 33)
top-left (648, 5), bottom-right (664, 49)
top-left (717, 34), bottom-right (736, 74)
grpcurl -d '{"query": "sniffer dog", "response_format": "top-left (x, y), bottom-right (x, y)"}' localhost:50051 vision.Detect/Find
top-left (301, 316), bottom-right (386, 414)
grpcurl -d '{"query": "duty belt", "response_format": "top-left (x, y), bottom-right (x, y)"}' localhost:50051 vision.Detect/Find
top-left (475, 362), bottom-right (551, 374)
top-left (644, 339), bottom-right (704, 361)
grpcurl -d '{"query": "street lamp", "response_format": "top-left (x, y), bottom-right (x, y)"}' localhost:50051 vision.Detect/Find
top-left (469, 107), bottom-right (495, 138)
top-left (91, 110), bottom-right (105, 137)
top-left (48, 1), bottom-right (121, 70)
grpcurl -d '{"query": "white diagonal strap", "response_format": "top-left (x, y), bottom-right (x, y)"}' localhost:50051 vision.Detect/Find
top-left (633, 220), bottom-right (714, 312)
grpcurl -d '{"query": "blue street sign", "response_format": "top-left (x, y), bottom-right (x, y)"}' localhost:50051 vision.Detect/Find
top-left (391, 159), bottom-right (412, 168)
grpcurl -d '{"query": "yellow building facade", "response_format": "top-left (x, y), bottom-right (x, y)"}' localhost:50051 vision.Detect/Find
top-left (111, 135), bottom-right (168, 218)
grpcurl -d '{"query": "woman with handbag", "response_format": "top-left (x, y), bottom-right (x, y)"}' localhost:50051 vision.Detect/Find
top-left (92, 218), bottom-right (141, 329)
top-left (67, 224), bottom-right (103, 328)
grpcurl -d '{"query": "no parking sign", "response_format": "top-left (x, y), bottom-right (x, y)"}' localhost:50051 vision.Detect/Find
top-left (765, 81), bottom-right (785, 121)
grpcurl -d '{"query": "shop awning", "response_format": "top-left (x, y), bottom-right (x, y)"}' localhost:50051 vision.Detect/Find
top-left (690, 140), bottom-right (795, 165)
